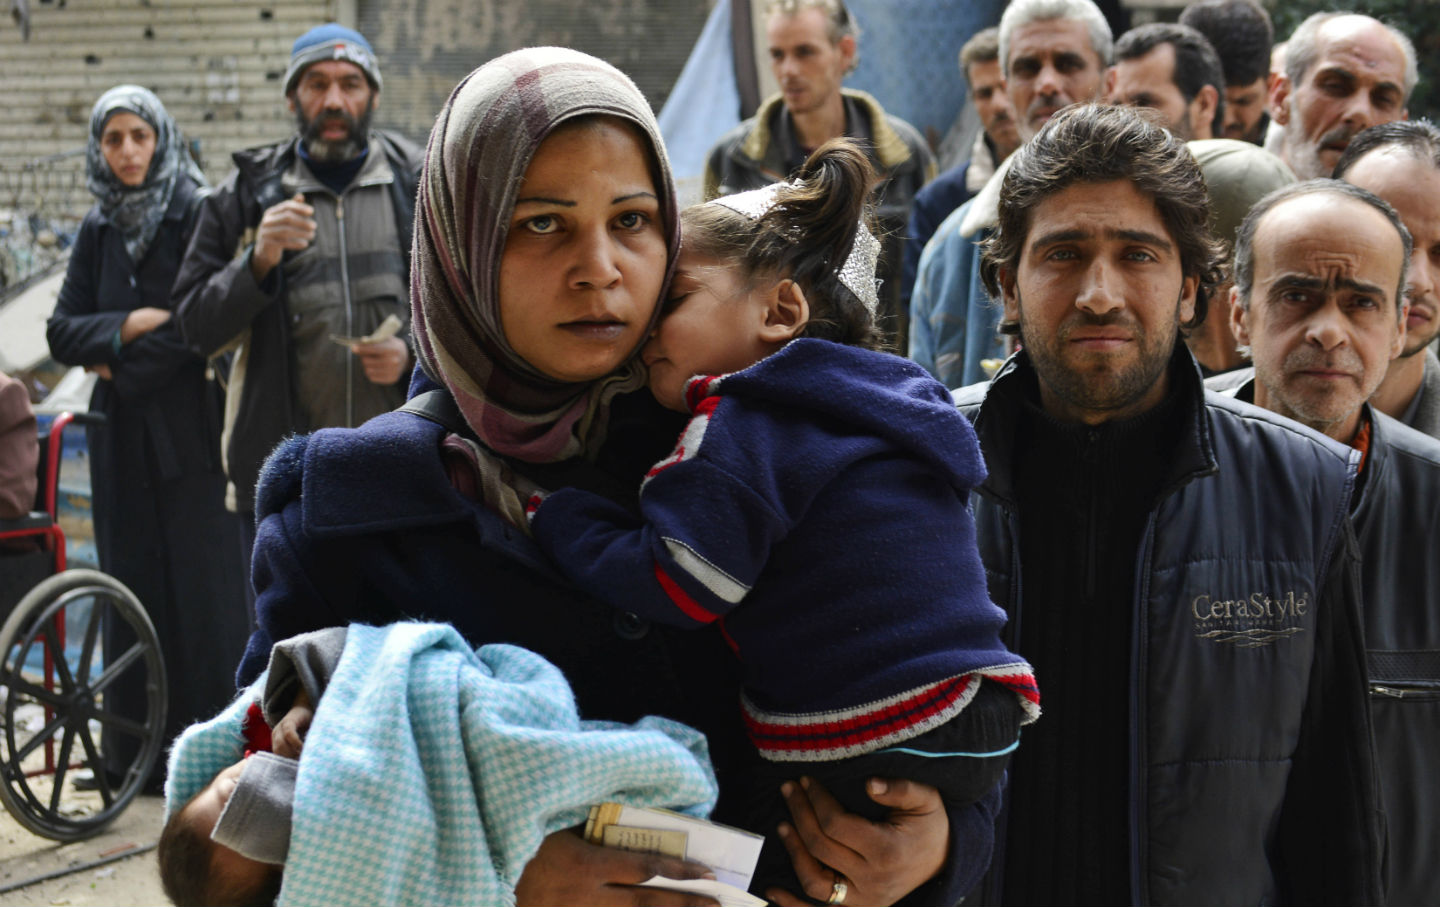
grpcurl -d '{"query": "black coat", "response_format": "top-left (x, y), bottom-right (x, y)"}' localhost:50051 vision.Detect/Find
top-left (955, 351), bottom-right (1380, 905)
top-left (46, 174), bottom-right (250, 765)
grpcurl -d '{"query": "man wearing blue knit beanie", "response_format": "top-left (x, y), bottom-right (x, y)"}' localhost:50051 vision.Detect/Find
top-left (173, 22), bottom-right (424, 620)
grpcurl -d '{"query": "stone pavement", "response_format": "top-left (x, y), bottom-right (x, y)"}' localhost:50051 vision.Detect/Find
top-left (1, 793), bottom-right (168, 906)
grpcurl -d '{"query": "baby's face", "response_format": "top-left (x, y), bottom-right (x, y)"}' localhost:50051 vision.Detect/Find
top-left (642, 250), bottom-right (778, 412)
top-left (185, 759), bottom-right (248, 833)
top-left (184, 760), bottom-right (278, 886)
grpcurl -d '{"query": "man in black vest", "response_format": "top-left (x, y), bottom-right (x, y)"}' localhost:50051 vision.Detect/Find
top-left (1214, 177), bottom-right (1440, 907)
top-left (953, 104), bottom-right (1379, 905)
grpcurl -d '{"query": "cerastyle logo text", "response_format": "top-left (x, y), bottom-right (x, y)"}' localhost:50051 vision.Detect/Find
top-left (1191, 590), bottom-right (1309, 648)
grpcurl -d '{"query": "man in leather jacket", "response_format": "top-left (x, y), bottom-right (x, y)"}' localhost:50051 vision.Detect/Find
top-left (172, 25), bottom-right (422, 613)
top-left (953, 104), bottom-right (1380, 905)
top-left (1213, 177), bottom-right (1440, 906)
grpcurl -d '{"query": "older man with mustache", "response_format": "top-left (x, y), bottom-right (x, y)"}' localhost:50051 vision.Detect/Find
top-left (172, 24), bottom-right (424, 619)
top-left (1211, 176), bottom-right (1440, 907)
top-left (1269, 12), bottom-right (1414, 180)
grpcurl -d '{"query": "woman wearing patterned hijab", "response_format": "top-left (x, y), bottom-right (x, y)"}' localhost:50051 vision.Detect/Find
top-left (48, 85), bottom-right (249, 791)
top-left (237, 49), bottom-right (962, 904)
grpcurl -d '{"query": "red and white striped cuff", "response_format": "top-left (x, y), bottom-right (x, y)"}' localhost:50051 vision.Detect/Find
top-left (742, 665), bottom-right (1040, 763)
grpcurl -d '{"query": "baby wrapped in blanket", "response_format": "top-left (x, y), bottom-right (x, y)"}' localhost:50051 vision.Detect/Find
top-left (159, 623), bottom-right (718, 906)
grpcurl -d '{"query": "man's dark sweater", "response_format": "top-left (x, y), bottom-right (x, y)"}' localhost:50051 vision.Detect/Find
top-left (1002, 370), bottom-right (1185, 905)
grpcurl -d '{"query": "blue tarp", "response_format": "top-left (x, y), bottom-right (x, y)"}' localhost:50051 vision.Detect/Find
top-left (657, 0), bottom-right (741, 199)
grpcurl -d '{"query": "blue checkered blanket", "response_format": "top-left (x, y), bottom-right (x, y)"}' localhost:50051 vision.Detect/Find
top-left (166, 622), bottom-right (718, 906)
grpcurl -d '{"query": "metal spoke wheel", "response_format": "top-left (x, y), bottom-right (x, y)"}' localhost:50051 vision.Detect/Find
top-left (0, 569), bottom-right (166, 841)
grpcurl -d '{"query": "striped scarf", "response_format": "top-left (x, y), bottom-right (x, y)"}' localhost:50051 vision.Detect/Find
top-left (85, 84), bottom-right (207, 262)
top-left (409, 47), bottom-right (678, 464)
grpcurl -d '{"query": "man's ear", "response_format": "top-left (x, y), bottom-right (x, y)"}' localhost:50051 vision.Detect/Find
top-left (1229, 285), bottom-right (1252, 346)
top-left (1393, 298), bottom-right (1410, 359)
top-left (286, 92), bottom-right (297, 115)
top-left (1179, 273), bottom-right (1199, 326)
top-left (837, 34), bottom-right (857, 72)
top-left (999, 266), bottom-right (1021, 325)
top-left (1192, 84), bottom-right (1220, 137)
top-left (759, 279), bottom-right (810, 343)
top-left (1103, 66), bottom-right (1117, 100)
top-left (1268, 74), bottom-right (1290, 126)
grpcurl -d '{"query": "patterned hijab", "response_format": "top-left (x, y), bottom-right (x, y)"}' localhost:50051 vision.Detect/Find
top-left (85, 85), bottom-right (206, 262)
top-left (410, 47), bottom-right (679, 463)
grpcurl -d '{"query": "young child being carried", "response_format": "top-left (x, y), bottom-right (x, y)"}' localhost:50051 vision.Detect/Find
top-left (158, 629), bottom-right (338, 907)
top-left (157, 625), bottom-right (719, 907)
top-left (527, 140), bottom-right (1040, 897)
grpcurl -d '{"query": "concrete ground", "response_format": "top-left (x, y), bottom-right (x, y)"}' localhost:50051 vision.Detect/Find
top-left (1, 792), bottom-right (168, 906)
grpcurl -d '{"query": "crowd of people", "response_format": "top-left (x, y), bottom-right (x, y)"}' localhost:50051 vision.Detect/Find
top-left (10, 0), bottom-right (1436, 903)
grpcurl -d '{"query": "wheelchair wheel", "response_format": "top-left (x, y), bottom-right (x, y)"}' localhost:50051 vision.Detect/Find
top-left (0, 569), bottom-right (166, 841)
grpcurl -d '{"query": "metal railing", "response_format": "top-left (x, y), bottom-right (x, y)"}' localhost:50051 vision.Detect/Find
top-left (0, 149), bottom-right (85, 303)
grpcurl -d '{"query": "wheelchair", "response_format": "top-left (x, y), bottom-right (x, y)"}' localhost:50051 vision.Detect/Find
top-left (0, 411), bottom-right (166, 841)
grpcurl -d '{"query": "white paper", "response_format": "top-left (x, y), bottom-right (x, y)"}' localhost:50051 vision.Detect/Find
top-left (330, 313), bottom-right (403, 347)
top-left (638, 875), bottom-right (767, 907)
top-left (608, 805), bottom-right (764, 891)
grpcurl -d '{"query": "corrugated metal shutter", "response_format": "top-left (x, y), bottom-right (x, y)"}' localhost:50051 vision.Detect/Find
top-left (357, 0), bottom-right (712, 147)
top-left (2, 0), bottom-right (711, 226)
top-left (0, 0), bottom-right (336, 224)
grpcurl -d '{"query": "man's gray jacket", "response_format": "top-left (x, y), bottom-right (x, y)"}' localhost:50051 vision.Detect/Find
top-left (172, 130), bottom-right (424, 512)
top-left (956, 351), bottom-right (1381, 905)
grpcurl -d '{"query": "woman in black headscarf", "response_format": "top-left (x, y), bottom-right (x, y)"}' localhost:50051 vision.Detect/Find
top-left (47, 85), bottom-right (249, 787)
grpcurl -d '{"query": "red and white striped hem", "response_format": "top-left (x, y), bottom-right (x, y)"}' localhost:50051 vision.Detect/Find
top-left (742, 665), bottom-right (1040, 763)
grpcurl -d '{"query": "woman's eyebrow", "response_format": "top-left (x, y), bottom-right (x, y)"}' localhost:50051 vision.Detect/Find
top-left (614, 191), bottom-right (658, 204)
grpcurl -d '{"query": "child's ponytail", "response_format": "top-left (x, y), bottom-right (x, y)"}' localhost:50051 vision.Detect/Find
top-left (680, 138), bottom-right (887, 350)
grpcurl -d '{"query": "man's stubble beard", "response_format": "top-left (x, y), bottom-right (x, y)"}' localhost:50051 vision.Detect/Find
top-left (1017, 291), bottom-right (1182, 417)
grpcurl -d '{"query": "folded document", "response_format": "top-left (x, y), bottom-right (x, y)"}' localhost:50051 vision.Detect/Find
top-left (586, 802), bottom-right (765, 901)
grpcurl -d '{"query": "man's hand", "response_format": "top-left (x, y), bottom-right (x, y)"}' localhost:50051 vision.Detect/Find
top-left (352, 335), bottom-right (409, 385)
top-left (514, 827), bottom-right (720, 906)
top-left (251, 193), bottom-right (316, 283)
top-left (86, 364), bottom-right (113, 381)
top-left (766, 777), bottom-right (950, 907)
top-left (119, 307), bottom-right (171, 344)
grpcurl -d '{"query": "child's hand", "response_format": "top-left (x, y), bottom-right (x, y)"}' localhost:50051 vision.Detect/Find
top-left (272, 689), bottom-right (314, 758)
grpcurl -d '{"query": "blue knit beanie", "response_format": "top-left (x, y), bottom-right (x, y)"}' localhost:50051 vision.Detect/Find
top-left (283, 24), bottom-right (382, 95)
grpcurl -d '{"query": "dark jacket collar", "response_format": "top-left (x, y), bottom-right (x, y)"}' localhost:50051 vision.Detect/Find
top-left (970, 344), bottom-right (1216, 506)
